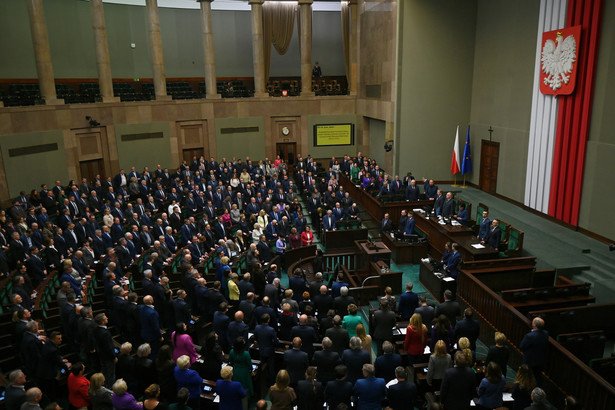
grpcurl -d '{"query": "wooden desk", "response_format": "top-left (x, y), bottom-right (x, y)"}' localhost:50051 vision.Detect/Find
top-left (355, 239), bottom-right (391, 265)
top-left (382, 232), bottom-right (428, 264)
top-left (413, 212), bottom-right (499, 261)
top-left (419, 260), bottom-right (456, 303)
top-left (324, 228), bottom-right (368, 249)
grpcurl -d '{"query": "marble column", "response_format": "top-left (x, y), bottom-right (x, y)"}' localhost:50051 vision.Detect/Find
top-left (348, 0), bottom-right (358, 96)
top-left (198, 0), bottom-right (220, 99)
top-left (145, 0), bottom-right (171, 100)
top-left (249, 0), bottom-right (268, 98)
top-left (90, 0), bottom-right (120, 103)
top-left (299, 0), bottom-right (314, 96)
top-left (26, 0), bottom-right (63, 105)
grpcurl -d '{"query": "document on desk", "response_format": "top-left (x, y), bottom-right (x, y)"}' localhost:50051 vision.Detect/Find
top-left (472, 243), bottom-right (485, 249)
top-left (442, 277), bottom-right (455, 282)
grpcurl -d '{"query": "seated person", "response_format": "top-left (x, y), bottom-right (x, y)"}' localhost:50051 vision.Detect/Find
top-left (453, 203), bottom-right (469, 225)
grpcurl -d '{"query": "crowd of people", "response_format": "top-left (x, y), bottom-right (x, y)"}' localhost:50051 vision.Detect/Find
top-left (1, 153), bottom-right (573, 410)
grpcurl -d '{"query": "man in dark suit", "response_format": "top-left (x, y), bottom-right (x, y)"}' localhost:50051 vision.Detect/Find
top-left (325, 315), bottom-right (350, 356)
top-left (253, 314), bottom-right (279, 385)
top-left (342, 336), bottom-right (371, 384)
top-left (324, 365), bottom-right (354, 408)
top-left (371, 299), bottom-right (396, 356)
top-left (139, 296), bottom-right (162, 358)
top-left (445, 242), bottom-right (462, 278)
top-left (5, 369), bottom-right (27, 410)
top-left (353, 364), bottom-right (387, 409)
top-left (398, 281), bottom-right (419, 321)
top-left (435, 290), bottom-right (461, 327)
top-left (93, 313), bottom-right (116, 387)
top-left (404, 212), bottom-right (416, 235)
top-left (20, 321), bottom-right (44, 379)
top-left (227, 311), bottom-right (249, 348)
top-left (374, 341), bottom-right (402, 383)
top-left (441, 192), bottom-right (455, 217)
top-left (213, 302), bottom-right (231, 352)
top-left (284, 337), bottom-right (309, 387)
top-left (477, 210), bottom-right (491, 241)
top-left (322, 210), bottom-right (337, 232)
top-left (521, 317), bottom-right (549, 381)
top-left (312, 337), bottom-right (341, 384)
top-left (314, 284), bottom-right (334, 317)
top-left (38, 331), bottom-right (69, 401)
top-left (237, 292), bottom-right (256, 328)
top-left (256, 235), bottom-right (272, 263)
top-left (440, 351), bottom-right (476, 410)
top-left (405, 180), bottom-right (420, 201)
top-left (290, 314), bottom-right (318, 359)
top-left (455, 308), bottom-right (480, 352)
top-left (334, 286), bottom-right (355, 317)
top-left (483, 219), bottom-right (502, 250)
top-left (380, 213), bottom-right (394, 235)
top-left (387, 367), bottom-right (418, 410)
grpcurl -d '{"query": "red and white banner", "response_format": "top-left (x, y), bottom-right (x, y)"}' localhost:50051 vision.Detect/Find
top-left (540, 25), bottom-right (582, 97)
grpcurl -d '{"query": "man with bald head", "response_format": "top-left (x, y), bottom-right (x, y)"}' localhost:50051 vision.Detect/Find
top-left (227, 310), bottom-right (249, 347)
top-left (521, 317), bottom-right (549, 381)
top-left (284, 337), bottom-right (309, 387)
top-left (291, 314), bottom-right (318, 359)
top-left (139, 295), bottom-right (162, 357)
top-left (314, 284), bottom-right (334, 317)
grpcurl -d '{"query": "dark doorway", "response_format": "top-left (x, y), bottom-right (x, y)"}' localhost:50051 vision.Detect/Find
top-left (276, 142), bottom-right (297, 176)
top-left (479, 140), bottom-right (500, 194)
top-left (80, 159), bottom-right (105, 182)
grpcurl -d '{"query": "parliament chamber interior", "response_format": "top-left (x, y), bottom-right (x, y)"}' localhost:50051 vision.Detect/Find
top-left (1, 0), bottom-right (615, 409)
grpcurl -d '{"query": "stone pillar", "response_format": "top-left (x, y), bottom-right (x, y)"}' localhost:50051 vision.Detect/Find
top-left (145, 0), bottom-right (171, 101)
top-left (26, 0), bottom-right (63, 105)
top-left (348, 0), bottom-right (358, 96)
top-left (299, 0), bottom-right (314, 96)
top-left (249, 0), bottom-right (268, 98)
top-left (90, 0), bottom-right (120, 103)
top-left (198, 0), bottom-right (220, 99)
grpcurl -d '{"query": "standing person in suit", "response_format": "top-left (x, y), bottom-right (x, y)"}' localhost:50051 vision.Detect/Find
top-left (374, 341), bottom-right (402, 383)
top-left (296, 367), bottom-right (324, 410)
top-left (520, 317), bottom-right (549, 382)
top-left (253, 314), bottom-right (279, 386)
top-left (284, 338), bottom-right (309, 387)
top-left (371, 299), bottom-right (396, 356)
top-left (311, 337), bottom-right (342, 384)
top-left (445, 243), bottom-right (462, 278)
top-left (291, 315), bottom-right (318, 359)
top-left (387, 366), bottom-right (418, 410)
top-left (20, 321), bottom-right (45, 379)
top-left (455, 308), bottom-right (480, 352)
top-left (323, 365), bottom-right (354, 409)
top-left (435, 290), bottom-right (461, 327)
top-left (325, 315), bottom-right (350, 357)
top-left (477, 210), bottom-right (491, 241)
top-left (380, 213), bottom-right (393, 235)
top-left (440, 351), bottom-right (476, 410)
top-left (322, 210), bottom-right (337, 232)
top-left (482, 219), bottom-right (502, 250)
top-left (5, 370), bottom-right (27, 410)
top-left (38, 331), bottom-right (70, 401)
top-left (441, 192), bottom-right (455, 217)
top-left (93, 314), bottom-right (116, 388)
top-left (139, 295), bottom-right (163, 359)
top-left (398, 281), bottom-right (419, 321)
top-left (215, 366), bottom-right (246, 410)
top-left (405, 180), bottom-right (420, 201)
top-left (342, 336), bottom-right (371, 384)
top-left (353, 364), bottom-right (387, 410)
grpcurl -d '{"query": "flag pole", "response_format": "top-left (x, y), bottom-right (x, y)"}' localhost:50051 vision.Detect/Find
top-left (461, 175), bottom-right (467, 188)
top-left (452, 175), bottom-right (458, 187)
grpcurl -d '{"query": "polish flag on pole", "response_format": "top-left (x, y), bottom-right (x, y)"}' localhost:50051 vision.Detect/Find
top-left (451, 125), bottom-right (461, 175)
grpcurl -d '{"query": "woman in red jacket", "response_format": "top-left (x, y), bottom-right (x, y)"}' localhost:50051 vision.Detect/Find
top-left (68, 362), bottom-right (90, 410)
top-left (300, 226), bottom-right (314, 246)
top-left (404, 313), bottom-right (428, 365)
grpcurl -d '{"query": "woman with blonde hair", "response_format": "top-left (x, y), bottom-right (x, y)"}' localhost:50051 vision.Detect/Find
top-left (486, 331), bottom-right (510, 375)
top-left (216, 366), bottom-right (246, 410)
top-left (269, 369), bottom-right (296, 410)
top-left (404, 313), bottom-right (428, 365)
top-left (89, 373), bottom-right (113, 410)
top-left (252, 223), bottom-right (263, 243)
top-left (173, 355), bottom-right (204, 410)
top-left (355, 323), bottom-right (373, 361)
top-left (257, 210), bottom-right (269, 230)
top-left (426, 340), bottom-right (452, 390)
top-left (111, 379), bottom-right (143, 410)
top-left (458, 337), bottom-right (475, 367)
top-left (512, 364), bottom-right (536, 410)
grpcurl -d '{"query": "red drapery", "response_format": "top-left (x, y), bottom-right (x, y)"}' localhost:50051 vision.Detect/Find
top-left (548, 0), bottom-right (604, 225)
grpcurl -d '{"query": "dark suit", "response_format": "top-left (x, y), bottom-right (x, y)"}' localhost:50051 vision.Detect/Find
top-left (253, 323), bottom-right (278, 383)
top-left (520, 329), bottom-right (549, 373)
top-left (139, 305), bottom-right (161, 343)
top-left (94, 324), bottom-right (116, 386)
top-left (372, 309), bottom-right (396, 355)
top-left (398, 291), bottom-right (418, 321)
top-left (454, 318), bottom-right (480, 352)
top-left (291, 324), bottom-right (318, 358)
top-left (354, 377), bottom-right (387, 410)
top-left (312, 349), bottom-right (341, 383)
top-left (326, 326), bottom-right (350, 356)
top-left (374, 353), bottom-right (402, 382)
top-left (324, 379), bottom-right (354, 408)
top-left (334, 295), bottom-right (356, 317)
top-left (341, 348), bottom-right (371, 384)
top-left (314, 293), bottom-right (334, 317)
top-left (442, 198), bottom-right (455, 217)
top-left (485, 225), bottom-right (502, 250)
top-left (20, 332), bottom-right (43, 377)
top-left (380, 218), bottom-right (393, 234)
top-left (440, 366), bottom-right (476, 410)
top-left (387, 380), bottom-right (418, 410)
top-left (284, 348), bottom-right (309, 387)
top-left (435, 300), bottom-right (461, 327)
top-left (446, 251), bottom-right (461, 278)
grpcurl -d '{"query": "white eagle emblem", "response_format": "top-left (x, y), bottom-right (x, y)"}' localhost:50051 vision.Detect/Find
top-left (541, 32), bottom-right (577, 91)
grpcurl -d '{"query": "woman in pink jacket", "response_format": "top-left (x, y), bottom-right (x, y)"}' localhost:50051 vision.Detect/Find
top-left (171, 322), bottom-right (199, 364)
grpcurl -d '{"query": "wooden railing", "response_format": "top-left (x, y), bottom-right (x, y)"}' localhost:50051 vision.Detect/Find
top-left (457, 270), bottom-right (615, 408)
